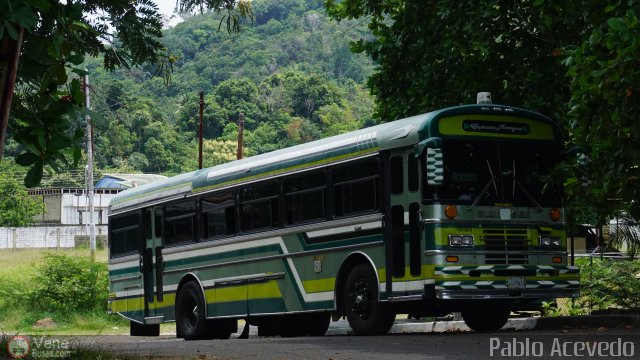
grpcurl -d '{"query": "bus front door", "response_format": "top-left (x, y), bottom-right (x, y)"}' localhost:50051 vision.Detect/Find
top-left (141, 207), bottom-right (165, 324)
top-left (385, 151), bottom-right (423, 297)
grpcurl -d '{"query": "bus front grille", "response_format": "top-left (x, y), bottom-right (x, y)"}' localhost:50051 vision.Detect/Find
top-left (482, 228), bottom-right (529, 265)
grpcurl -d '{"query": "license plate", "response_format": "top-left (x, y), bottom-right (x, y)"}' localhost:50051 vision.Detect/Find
top-left (507, 277), bottom-right (526, 290)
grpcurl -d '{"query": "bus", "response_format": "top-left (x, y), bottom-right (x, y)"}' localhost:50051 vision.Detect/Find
top-left (107, 95), bottom-right (580, 338)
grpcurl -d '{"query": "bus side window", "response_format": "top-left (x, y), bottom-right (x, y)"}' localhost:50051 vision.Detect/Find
top-left (164, 201), bottom-right (196, 246)
top-left (333, 158), bottom-right (380, 217)
top-left (144, 209), bottom-right (152, 240)
top-left (201, 191), bottom-right (236, 239)
top-left (110, 213), bottom-right (140, 258)
top-left (241, 180), bottom-right (279, 232)
top-left (284, 170), bottom-right (326, 225)
top-left (154, 208), bottom-right (162, 239)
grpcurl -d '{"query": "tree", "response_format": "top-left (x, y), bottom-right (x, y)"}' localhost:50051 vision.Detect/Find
top-left (213, 78), bottom-right (261, 129)
top-left (0, 0), bottom-right (251, 186)
top-left (325, 0), bottom-right (640, 225)
top-left (0, 162), bottom-right (43, 226)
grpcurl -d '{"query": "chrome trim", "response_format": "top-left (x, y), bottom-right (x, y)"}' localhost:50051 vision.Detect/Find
top-left (437, 289), bottom-right (579, 300)
top-left (425, 250), bottom-right (567, 256)
top-left (163, 241), bottom-right (384, 275)
top-left (110, 274), bottom-right (142, 283)
top-left (122, 313), bottom-right (144, 324)
top-left (421, 219), bottom-right (565, 226)
top-left (205, 308), bottom-right (332, 320)
top-left (109, 253), bottom-right (138, 265)
top-left (144, 315), bottom-right (164, 325)
top-left (212, 272), bottom-right (285, 287)
top-left (387, 294), bottom-right (424, 302)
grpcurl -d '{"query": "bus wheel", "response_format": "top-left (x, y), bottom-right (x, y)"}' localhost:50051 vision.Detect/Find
top-left (343, 263), bottom-right (395, 335)
top-left (462, 302), bottom-right (510, 332)
top-left (176, 281), bottom-right (211, 340)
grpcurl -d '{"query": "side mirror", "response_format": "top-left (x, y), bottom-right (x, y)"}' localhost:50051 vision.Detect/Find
top-left (426, 147), bottom-right (444, 186)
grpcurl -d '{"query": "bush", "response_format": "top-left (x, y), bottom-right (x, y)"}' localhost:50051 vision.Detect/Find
top-left (577, 257), bottom-right (640, 311)
top-left (27, 254), bottom-right (108, 314)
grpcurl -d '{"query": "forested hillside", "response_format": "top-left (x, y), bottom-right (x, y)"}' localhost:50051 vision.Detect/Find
top-left (5, 0), bottom-right (375, 178)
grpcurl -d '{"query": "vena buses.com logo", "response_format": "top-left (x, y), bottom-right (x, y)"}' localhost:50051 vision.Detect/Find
top-left (6, 335), bottom-right (30, 359)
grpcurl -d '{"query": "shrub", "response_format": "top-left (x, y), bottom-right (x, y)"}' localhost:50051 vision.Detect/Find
top-left (27, 254), bottom-right (108, 314)
top-left (577, 257), bottom-right (640, 311)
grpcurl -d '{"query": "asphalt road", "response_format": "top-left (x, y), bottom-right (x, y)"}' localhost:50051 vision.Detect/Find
top-left (69, 319), bottom-right (640, 359)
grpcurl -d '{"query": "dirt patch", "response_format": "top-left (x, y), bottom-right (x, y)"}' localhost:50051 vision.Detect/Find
top-left (33, 317), bottom-right (56, 328)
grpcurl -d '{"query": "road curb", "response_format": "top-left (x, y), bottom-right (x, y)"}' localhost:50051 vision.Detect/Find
top-left (534, 314), bottom-right (640, 330)
top-left (325, 315), bottom-right (640, 336)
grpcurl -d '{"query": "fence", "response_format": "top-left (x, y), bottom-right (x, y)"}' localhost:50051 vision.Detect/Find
top-left (0, 225), bottom-right (108, 249)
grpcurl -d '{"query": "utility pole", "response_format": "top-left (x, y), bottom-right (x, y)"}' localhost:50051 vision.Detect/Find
top-left (198, 91), bottom-right (204, 169)
top-left (83, 73), bottom-right (96, 262)
top-left (237, 113), bottom-right (244, 160)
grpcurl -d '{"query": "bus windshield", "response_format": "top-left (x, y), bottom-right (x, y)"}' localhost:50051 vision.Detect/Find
top-left (424, 140), bottom-right (562, 206)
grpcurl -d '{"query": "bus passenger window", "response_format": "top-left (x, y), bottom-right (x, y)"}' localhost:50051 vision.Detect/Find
top-left (284, 171), bottom-right (326, 225)
top-left (164, 201), bottom-right (196, 246)
top-left (202, 191), bottom-right (236, 239)
top-left (154, 208), bottom-right (162, 238)
top-left (241, 181), bottom-right (279, 232)
top-left (110, 213), bottom-right (140, 258)
top-left (333, 158), bottom-right (380, 217)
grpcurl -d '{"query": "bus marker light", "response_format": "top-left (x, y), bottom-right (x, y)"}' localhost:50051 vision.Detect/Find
top-left (552, 257), bottom-right (562, 263)
top-left (445, 205), bottom-right (458, 219)
top-left (446, 256), bottom-right (459, 263)
top-left (550, 208), bottom-right (561, 221)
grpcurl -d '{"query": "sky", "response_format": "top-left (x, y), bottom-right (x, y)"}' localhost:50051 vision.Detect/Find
top-left (153, 0), bottom-right (183, 27)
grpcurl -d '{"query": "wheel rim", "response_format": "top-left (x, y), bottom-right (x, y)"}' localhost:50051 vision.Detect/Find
top-left (348, 279), bottom-right (372, 320)
top-left (183, 297), bottom-right (198, 329)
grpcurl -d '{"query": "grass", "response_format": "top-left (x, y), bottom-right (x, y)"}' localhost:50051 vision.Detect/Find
top-left (0, 248), bottom-right (129, 335)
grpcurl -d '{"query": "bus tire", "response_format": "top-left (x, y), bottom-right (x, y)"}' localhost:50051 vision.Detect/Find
top-left (176, 281), bottom-right (212, 340)
top-left (343, 263), bottom-right (395, 335)
top-left (461, 302), bottom-right (510, 332)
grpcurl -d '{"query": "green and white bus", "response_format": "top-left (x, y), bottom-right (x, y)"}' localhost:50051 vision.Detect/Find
top-left (107, 96), bottom-right (579, 338)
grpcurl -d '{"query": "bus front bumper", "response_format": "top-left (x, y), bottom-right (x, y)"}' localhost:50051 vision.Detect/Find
top-left (434, 265), bottom-right (580, 300)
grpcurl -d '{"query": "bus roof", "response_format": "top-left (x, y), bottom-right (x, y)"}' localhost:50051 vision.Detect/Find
top-left (109, 104), bottom-right (562, 214)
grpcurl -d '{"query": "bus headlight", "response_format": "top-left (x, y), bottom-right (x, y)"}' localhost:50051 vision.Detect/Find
top-left (449, 234), bottom-right (474, 247)
top-left (539, 236), bottom-right (561, 247)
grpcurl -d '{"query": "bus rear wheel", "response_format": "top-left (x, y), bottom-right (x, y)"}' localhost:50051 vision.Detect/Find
top-left (176, 281), bottom-right (215, 340)
top-left (461, 302), bottom-right (510, 332)
top-left (343, 263), bottom-right (395, 335)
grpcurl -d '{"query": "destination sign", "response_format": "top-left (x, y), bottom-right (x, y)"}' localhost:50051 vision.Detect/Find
top-left (462, 120), bottom-right (531, 135)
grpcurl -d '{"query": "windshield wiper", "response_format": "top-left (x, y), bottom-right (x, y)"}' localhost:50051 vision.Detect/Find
top-left (512, 160), bottom-right (543, 210)
top-left (515, 180), bottom-right (543, 210)
top-left (467, 160), bottom-right (498, 210)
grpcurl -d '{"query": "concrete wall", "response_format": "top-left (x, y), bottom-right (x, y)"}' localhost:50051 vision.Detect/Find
top-left (0, 225), bottom-right (108, 249)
